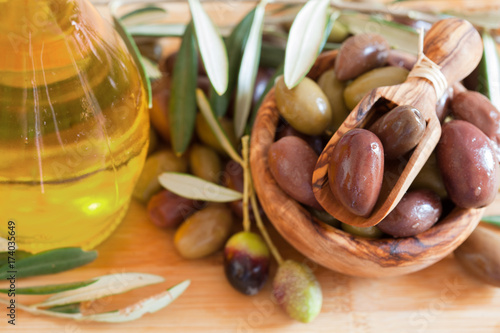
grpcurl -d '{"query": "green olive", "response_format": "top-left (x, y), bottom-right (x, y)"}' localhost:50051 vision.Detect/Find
top-left (133, 149), bottom-right (188, 203)
top-left (275, 76), bottom-right (332, 136)
top-left (174, 204), bottom-right (233, 259)
top-left (343, 66), bottom-right (409, 110)
top-left (189, 144), bottom-right (222, 183)
top-left (327, 20), bottom-right (349, 43)
top-left (341, 223), bottom-right (383, 239)
top-left (410, 153), bottom-right (448, 199)
top-left (196, 113), bottom-right (238, 155)
top-left (317, 69), bottom-right (349, 132)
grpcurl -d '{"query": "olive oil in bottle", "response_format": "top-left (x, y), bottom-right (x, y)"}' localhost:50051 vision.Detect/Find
top-left (0, 0), bottom-right (150, 253)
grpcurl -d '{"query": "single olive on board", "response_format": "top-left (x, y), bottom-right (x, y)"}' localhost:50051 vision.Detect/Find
top-left (317, 69), bottom-right (349, 132)
top-left (377, 190), bottom-right (442, 237)
top-left (451, 91), bottom-right (500, 148)
top-left (272, 260), bottom-right (322, 323)
top-left (334, 33), bottom-right (390, 81)
top-left (224, 231), bottom-right (270, 295)
top-left (275, 76), bottom-right (332, 136)
top-left (455, 226), bottom-right (500, 288)
top-left (147, 190), bottom-right (203, 229)
top-left (369, 105), bottom-right (426, 159)
top-left (174, 204), bottom-right (233, 259)
top-left (268, 136), bottom-right (322, 209)
top-left (189, 144), bottom-right (222, 184)
top-left (328, 129), bottom-right (384, 217)
top-left (343, 66), bottom-right (409, 110)
top-left (436, 120), bottom-right (500, 209)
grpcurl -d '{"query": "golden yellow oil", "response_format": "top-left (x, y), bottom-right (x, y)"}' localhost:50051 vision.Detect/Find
top-left (0, 0), bottom-right (149, 253)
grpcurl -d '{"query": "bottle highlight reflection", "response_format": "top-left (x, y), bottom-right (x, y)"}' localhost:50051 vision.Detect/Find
top-left (0, 0), bottom-right (150, 253)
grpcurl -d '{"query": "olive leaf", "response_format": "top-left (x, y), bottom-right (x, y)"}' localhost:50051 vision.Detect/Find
top-left (210, 8), bottom-right (256, 117)
top-left (125, 24), bottom-right (186, 38)
top-left (196, 89), bottom-right (244, 164)
top-left (112, 15), bottom-right (153, 108)
top-left (0, 279), bottom-right (190, 323)
top-left (339, 13), bottom-right (419, 55)
top-left (159, 172), bottom-right (243, 202)
top-left (83, 280), bottom-right (190, 323)
top-left (283, 0), bottom-right (331, 89)
top-left (188, 0), bottom-right (228, 95)
top-left (0, 280), bottom-right (95, 295)
top-left (119, 5), bottom-right (167, 27)
top-left (478, 32), bottom-right (500, 110)
top-left (170, 22), bottom-right (198, 155)
top-left (34, 273), bottom-right (165, 308)
top-left (234, 0), bottom-right (268, 138)
top-left (0, 248), bottom-right (97, 280)
top-left (141, 55), bottom-right (162, 81)
top-left (482, 216), bottom-right (500, 229)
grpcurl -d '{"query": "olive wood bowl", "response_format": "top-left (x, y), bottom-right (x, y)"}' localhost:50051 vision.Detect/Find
top-left (250, 50), bottom-right (484, 278)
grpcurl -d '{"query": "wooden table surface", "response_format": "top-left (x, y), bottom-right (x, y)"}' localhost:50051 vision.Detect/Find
top-left (1, 200), bottom-right (500, 332)
top-left (2, 0), bottom-right (500, 332)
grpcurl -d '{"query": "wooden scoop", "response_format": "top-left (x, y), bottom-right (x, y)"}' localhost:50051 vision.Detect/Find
top-left (312, 18), bottom-right (483, 228)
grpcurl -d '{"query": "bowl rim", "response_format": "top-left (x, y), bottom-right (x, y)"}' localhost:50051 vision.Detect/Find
top-left (250, 50), bottom-right (484, 278)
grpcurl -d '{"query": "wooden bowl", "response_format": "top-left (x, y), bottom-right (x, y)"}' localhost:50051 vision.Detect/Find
top-left (250, 50), bottom-right (484, 278)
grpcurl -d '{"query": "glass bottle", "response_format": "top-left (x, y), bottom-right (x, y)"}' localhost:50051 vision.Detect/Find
top-left (0, 0), bottom-right (150, 253)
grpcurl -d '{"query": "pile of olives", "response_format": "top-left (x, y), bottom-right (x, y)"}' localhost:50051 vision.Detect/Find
top-left (133, 50), bottom-right (278, 296)
top-left (269, 33), bottom-right (500, 239)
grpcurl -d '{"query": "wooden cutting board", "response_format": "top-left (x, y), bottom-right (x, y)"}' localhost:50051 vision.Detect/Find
top-left (1, 199), bottom-right (500, 332)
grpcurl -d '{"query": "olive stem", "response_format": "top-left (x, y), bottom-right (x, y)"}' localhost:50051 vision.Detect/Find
top-left (241, 136), bottom-right (251, 233)
top-left (250, 183), bottom-right (284, 266)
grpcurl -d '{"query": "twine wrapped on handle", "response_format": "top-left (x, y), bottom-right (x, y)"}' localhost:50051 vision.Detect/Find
top-left (407, 28), bottom-right (448, 98)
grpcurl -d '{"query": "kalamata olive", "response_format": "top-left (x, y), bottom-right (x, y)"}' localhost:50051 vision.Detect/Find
top-left (222, 161), bottom-right (264, 220)
top-left (268, 136), bottom-right (322, 209)
top-left (334, 34), bottom-right (390, 81)
top-left (224, 232), bottom-right (270, 295)
top-left (341, 223), bottom-right (383, 238)
top-left (276, 123), bottom-right (325, 156)
top-left (275, 76), bottom-right (332, 135)
top-left (273, 260), bottom-right (322, 323)
top-left (329, 129), bottom-right (384, 217)
top-left (410, 153), bottom-right (448, 199)
top-left (437, 120), bottom-right (499, 208)
top-left (174, 204), bottom-right (233, 259)
top-left (369, 105), bottom-right (426, 159)
top-left (344, 66), bottom-right (409, 110)
top-left (147, 190), bottom-right (203, 228)
top-left (377, 190), bottom-right (442, 237)
top-left (253, 67), bottom-right (274, 106)
top-left (196, 113), bottom-right (238, 155)
top-left (317, 69), bottom-right (349, 132)
top-left (133, 149), bottom-right (188, 203)
top-left (451, 91), bottom-right (500, 148)
top-left (189, 144), bottom-right (222, 183)
top-left (455, 226), bottom-right (500, 287)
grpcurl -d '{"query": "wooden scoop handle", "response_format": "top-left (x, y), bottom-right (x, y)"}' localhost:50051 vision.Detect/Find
top-left (423, 18), bottom-right (482, 85)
